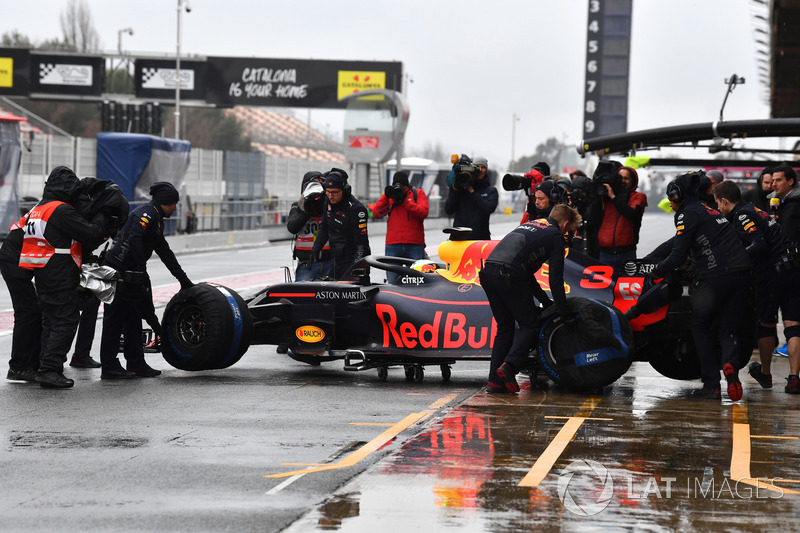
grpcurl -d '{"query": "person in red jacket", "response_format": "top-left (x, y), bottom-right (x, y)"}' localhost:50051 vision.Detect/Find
top-left (596, 165), bottom-right (648, 269)
top-left (372, 171), bottom-right (429, 283)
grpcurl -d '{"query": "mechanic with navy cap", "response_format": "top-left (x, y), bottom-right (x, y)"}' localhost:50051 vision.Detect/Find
top-left (287, 171), bottom-right (332, 281)
top-left (713, 179), bottom-right (800, 395)
top-left (372, 170), bottom-right (429, 283)
top-left (444, 156), bottom-right (498, 240)
top-left (650, 172), bottom-right (752, 401)
top-left (480, 204), bottom-right (582, 393)
top-left (98, 181), bottom-right (193, 379)
top-left (310, 168), bottom-right (371, 281)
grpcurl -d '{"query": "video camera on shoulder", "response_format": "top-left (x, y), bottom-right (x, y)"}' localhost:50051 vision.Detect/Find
top-left (592, 160), bottom-right (622, 197)
top-left (450, 154), bottom-right (479, 191)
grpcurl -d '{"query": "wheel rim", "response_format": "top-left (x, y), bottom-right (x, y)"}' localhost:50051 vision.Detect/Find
top-left (175, 305), bottom-right (205, 346)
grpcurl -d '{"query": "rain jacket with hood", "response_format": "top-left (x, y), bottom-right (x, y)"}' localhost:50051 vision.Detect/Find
top-left (597, 166), bottom-right (648, 251)
top-left (24, 166), bottom-right (110, 294)
top-left (769, 181), bottom-right (800, 245)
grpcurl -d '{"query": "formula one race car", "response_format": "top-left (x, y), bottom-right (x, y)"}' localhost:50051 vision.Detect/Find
top-left (159, 234), bottom-right (754, 391)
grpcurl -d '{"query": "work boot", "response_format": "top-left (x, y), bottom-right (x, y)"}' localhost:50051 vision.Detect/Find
top-left (35, 370), bottom-right (75, 389)
top-left (496, 363), bottom-right (520, 393)
top-left (691, 385), bottom-right (721, 399)
top-left (7, 368), bottom-right (38, 382)
top-left (101, 364), bottom-right (136, 380)
top-left (127, 363), bottom-right (161, 378)
top-left (786, 375), bottom-right (800, 394)
top-left (723, 364), bottom-right (743, 402)
top-left (486, 381), bottom-right (512, 394)
top-left (69, 354), bottom-right (102, 368)
top-left (748, 362), bottom-right (772, 389)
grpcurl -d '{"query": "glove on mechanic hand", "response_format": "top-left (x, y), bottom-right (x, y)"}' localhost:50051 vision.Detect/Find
top-left (179, 277), bottom-right (194, 290)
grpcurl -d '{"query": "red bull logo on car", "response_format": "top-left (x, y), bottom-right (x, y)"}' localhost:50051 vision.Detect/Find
top-left (376, 303), bottom-right (496, 350)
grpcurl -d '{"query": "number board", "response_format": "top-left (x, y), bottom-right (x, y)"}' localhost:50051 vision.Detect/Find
top-left (583, 0), bottom-right (632, 140)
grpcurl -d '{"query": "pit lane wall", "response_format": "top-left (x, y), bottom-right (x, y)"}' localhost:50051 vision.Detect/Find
top-left (164, 211), bottom-right (522, 255)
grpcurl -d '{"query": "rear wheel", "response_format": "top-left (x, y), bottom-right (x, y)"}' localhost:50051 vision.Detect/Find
top-left (162, 283), bottom-right (254, 371)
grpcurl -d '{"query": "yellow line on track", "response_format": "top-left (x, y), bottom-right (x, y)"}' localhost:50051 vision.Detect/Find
top-left (518, 417), bottom-right (587, 487)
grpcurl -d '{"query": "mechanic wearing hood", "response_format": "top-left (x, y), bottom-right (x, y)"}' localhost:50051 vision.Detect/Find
top-left (310, 169), bottom-right (371, 281)
top-left (713, 180), bottom-right (800, 395)
top-left (596, 164), bottom-right (648, 269)
top-left (651, 172), bottom-right (752, 401)
top-left (742, 166), bottom-right (773, 212)
top-left (766, 164), bottom-right (800, 392)
top-left (480, 204), bottom-right (582, 393)
top-left (372, 170), bottom-right (429, 283)
top-left (17, 166), bottom-right (113, 388)
top-left (98, 181), bottom-right (193, 380)
top-left (444, 156), bottom-right (498, 240)
top-left (287, 171), bottom-right (332, 281)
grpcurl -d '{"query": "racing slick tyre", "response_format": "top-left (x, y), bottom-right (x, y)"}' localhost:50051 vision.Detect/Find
top-left (536, 298), bottom-right (634, 391)
top-left (161, 283), bottom-right (254, 371)
top-left (646, 334), bottom-right (702, 381)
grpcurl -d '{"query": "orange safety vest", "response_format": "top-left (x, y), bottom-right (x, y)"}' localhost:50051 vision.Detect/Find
top-left (18, 201), bottom-right (82, 270)
top-left (294, 215), bottom-right (330, 252)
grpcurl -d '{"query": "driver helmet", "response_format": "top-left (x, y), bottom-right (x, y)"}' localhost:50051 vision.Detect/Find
top-left (410, 259), bottom-right (439, 273)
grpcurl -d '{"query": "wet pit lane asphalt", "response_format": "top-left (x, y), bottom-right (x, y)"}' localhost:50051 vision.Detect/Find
top-left (2, 213), bottom-right (799, 531)
top-left (284, 358), bottom-right (800, 532)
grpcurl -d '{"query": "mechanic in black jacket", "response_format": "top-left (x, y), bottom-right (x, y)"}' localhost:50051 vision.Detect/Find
top-left (98, 182), bottom-right (193, 379)
top-left (1, 225), bottom-right (42, 382)
top-left (444, 156), bottom-right (498, 240)
top-left (766, 164), bottom-right (800, 393)
top-left (651, 172), bottom-right (752, 401)
top-left (310, 169), bottom-right (370, 281)
top-left (713, 180), bottom-right (800, 394)
top-left (18, 167), bottom-right (112, 388)
top-left (286, 171), bottom-right (332, 280)
top-left (479, 204), bottom-right (582, 393)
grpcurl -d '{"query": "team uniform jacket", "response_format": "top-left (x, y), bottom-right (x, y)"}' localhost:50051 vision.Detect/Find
top-left (311, 191), bottom-right (371, 263)
top-left (657, 198), bottom-right (750, 280)
top-left (372, 187), bottom-right (429, 245)
top-left (727, 201), bottom-right (787, 275)
top-left (444, 178), bottom-right (498, 240)
top-left (103, 202), bottom-right (189, 284)
top-left (485, 217), bottom-right (569, 316)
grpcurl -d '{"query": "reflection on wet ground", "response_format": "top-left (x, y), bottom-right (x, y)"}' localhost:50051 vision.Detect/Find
top-left (287, 361), bottom-right (800, 531)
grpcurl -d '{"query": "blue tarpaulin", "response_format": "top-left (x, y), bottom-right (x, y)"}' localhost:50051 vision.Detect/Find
top-left (96, 133), bottom-right (191, 202)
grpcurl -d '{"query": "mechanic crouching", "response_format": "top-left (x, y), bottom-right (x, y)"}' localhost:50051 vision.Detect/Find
top-left (98, 182), bottom-right (194, 379)
top-left (713, 180), bottom-right (800, 395)
top-left (310, 169), bottom-right (371, 281)
top-left (650, 172), bottom-right (752, 401)
top-left (479, 204), bottom-right (582, 393)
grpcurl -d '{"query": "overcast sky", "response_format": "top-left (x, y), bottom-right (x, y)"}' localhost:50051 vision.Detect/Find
top-left (6, 0), bottom-right (770, 169)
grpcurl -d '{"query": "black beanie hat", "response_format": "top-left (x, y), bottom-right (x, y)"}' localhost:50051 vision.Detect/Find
top-left (150, 181), bottom-right (180, 205)
top-left (532, 162), bottom-right (550, 177)
top-left (392, 171), bottom-right (410, 187)
top-left (323, 169), bottom-right (348, 190)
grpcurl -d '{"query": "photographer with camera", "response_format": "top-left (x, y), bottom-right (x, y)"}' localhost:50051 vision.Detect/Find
top-left (444, 155), bottom-right (498, 240)
top-left (287, 171), bottom-right (332, 281)
top-left (593, 161), bottom-right (648, 269)
top-left (506, 162), bottom-right (550, 224)
top-left (311, 168), bottom-right (371, 281)
top-left (372, 171), bottom-right (429, 283)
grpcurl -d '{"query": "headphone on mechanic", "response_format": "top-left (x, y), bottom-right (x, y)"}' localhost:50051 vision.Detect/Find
top-left (666, 180), bottom-right (683, 204)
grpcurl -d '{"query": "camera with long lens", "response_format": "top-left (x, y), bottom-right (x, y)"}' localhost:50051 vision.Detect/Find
top-left (449, 153), bottom-right (478, 191)
top-left (592, 160), bottom-right (622, 197)
top-left (299, 181), bottom-right (325, 216)
top-left (384, 184), bottom-right (406, 202)
top-left (502, 162), bottom-right (548, 193)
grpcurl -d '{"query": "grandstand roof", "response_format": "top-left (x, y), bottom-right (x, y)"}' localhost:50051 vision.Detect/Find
top-left (227, 107), bottom-right (345, 162)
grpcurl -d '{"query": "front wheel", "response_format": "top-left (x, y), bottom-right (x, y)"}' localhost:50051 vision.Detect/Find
top-left (162, 283), bottom-right (254, 371)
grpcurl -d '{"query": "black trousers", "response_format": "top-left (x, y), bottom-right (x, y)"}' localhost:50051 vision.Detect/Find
top-left (690, 271), bottom-right (752, 388)
top-left (479, 263), bottom-right (541, 386)
top-left (1, 262), bottom-right (41, 372)
top-left (37, 289), bottom-right (81, 372)
top-left (73, 295), bottom-right (101, 358)
top-left (99, 279), bottom-right (156, 369)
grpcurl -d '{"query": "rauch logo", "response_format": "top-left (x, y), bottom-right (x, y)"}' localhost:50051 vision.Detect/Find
top-left (295, 325), bottom-right (325, 342)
